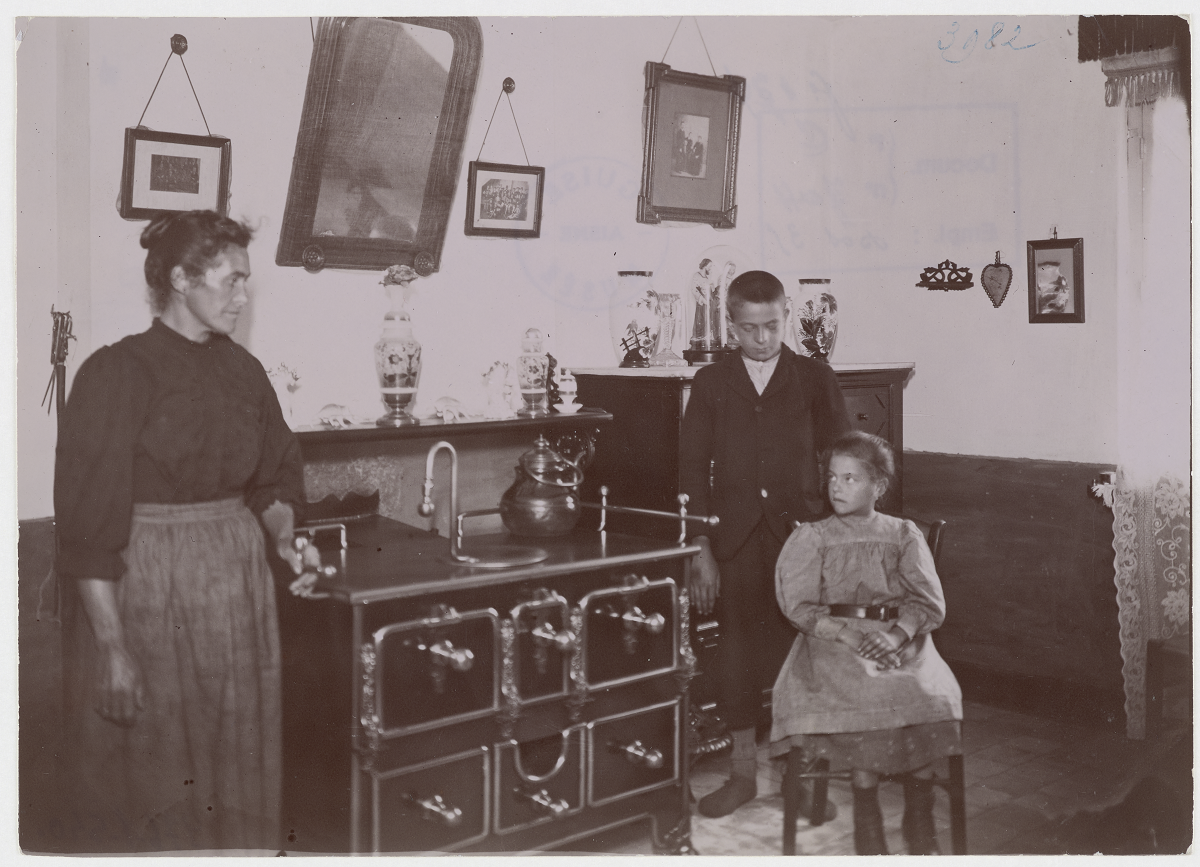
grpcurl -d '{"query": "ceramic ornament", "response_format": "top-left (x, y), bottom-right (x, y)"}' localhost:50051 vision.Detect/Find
top-left (980, 251), bottom-right (1013, 308)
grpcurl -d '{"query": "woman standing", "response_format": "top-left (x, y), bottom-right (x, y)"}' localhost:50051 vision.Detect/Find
top-left (54, 211), bottom-right (306, 852)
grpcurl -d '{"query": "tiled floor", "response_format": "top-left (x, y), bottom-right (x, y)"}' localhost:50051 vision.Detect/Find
top-left (577, 700), bottom-right (1191, 855)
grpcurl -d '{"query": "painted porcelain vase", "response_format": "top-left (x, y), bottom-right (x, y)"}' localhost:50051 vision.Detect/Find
top-left (374, 266), bottom-right (422, 426)
top-left (789, 278), bottom-right (838, 363)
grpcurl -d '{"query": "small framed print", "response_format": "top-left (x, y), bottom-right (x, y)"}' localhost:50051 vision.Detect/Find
top-left (118, 127), bottom-right (231, 220)
top-left (1027, 237), bottom-right (1085, 323)
top-left (464, 161), bottom-right (544, 238)
top-left (637, 62), bottom-right (745, 229)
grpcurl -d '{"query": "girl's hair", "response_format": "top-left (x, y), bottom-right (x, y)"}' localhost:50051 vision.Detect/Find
top-left (727, 269), bottom-right (785, 311)
top-left (141, 210), bottom-right (253, 313)
top-left (824, 430), bottom-right (895, 493)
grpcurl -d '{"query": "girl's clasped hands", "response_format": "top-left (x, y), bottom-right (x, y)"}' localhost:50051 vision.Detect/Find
top-left (837, 623), bottom-right (907, 670)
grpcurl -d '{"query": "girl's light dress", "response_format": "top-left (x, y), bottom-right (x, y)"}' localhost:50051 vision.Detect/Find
top-left (770, 512), bottom-right (962, 773)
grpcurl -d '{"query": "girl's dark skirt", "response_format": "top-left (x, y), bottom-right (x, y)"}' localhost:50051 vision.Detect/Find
top-left (61, 498), bottom-right (281, 853)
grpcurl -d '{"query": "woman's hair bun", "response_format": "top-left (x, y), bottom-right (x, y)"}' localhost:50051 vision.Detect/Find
top-left (140, 212), bottom-right (179, 250)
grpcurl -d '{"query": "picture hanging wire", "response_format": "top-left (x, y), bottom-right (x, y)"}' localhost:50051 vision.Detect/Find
top-left (476, 77), bottom-right (531, 165)
top-left (135, 34), bottom-right (212, 137)
top-left (660, 16), bottom-right (718, 77)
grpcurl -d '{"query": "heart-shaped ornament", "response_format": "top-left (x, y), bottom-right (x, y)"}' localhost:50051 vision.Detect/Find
top-left (981, 251), bottom-right (1012, 308)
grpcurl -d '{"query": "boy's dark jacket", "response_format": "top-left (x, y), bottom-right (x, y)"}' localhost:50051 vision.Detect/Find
top-left (679, 344), bottom-right (851, 561)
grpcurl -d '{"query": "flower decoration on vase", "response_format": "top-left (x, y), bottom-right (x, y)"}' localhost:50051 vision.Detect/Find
top-left (268, 363), bottom-right (302, 426)
top-left (609, 271), bottom-right (660, 368)
top-left (516, 328), bottom-right (550, 418)
top-left (793, 278), bottom-right (838, 363)
top-left (374, 264), bottom-right (423, 427)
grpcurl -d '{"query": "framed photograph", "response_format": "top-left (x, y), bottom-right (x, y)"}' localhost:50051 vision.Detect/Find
top-left (464, 161), bottom-right (545, 238)
top-left (637, 62), bottom-right (745, 229)
top-left (1027, 238), bottom-right (1085, 323)
top-left (118, 127), bottom-right (231, 220)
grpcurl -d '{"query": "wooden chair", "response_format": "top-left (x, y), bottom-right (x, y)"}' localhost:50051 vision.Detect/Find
top-left (781, 518), bottom-right (967, 855)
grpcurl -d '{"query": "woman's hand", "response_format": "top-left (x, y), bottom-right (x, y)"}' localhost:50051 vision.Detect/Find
top-left (95, 643), bottom-right (145, 727)
top-left (689, 536), bottom-right (720, 616)
top-left (76, 578), bottom-right (145, 727)
top-left (262, 500), bottom-right (303, 574)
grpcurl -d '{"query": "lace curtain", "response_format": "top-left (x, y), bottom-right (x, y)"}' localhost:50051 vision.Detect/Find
top-left (1096, 477), bottom-right (1191, 739)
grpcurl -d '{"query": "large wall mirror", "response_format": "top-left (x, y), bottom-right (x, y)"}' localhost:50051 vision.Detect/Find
top-left (276, 17), bottom-right (483, 274)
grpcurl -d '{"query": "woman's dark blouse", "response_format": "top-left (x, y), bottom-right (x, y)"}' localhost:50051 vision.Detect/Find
top-left (54, 319), bottom-right (305, 582)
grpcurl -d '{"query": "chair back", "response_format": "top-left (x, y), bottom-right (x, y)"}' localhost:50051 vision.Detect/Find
top-left (909, 518), bottom-right (947, 569)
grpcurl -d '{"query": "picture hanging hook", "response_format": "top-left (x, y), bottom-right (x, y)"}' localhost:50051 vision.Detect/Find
top-left (1052, 226), bottom-right (1058, 239)
top-left (476, 77), bottom-right (531, 166)
top-left (136, 33), bottom-right (212, 136)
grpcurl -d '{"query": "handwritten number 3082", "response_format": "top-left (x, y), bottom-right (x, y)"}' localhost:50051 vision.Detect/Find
top-left (938, 21), bottom-right (1038, 63)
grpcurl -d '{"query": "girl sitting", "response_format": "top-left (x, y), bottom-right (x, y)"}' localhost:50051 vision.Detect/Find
top-left (770, 431), bottom-right (962, 854)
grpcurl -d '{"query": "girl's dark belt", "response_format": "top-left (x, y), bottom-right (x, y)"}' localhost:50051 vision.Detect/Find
top-left (828, 604), bottom-right (899, 621)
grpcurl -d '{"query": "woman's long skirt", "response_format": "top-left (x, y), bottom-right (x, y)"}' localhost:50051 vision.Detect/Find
top-left (61, 498), bottom-right (281, 853)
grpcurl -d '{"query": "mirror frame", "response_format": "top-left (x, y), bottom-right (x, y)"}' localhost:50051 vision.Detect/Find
top-left (276, 16), bottom-right (483, 275)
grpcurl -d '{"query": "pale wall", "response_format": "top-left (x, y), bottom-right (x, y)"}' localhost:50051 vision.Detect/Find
top-left (17, 16), bottom-right (1131, 519)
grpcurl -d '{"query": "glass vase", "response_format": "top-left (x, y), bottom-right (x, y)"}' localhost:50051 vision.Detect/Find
top-left (649, 292), bottom-right (687, 367)
top-left (609, 271), bottom-right (660, 367)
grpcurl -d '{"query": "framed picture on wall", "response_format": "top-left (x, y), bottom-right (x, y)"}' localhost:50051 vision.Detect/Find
top-left (118, 127), bottom-right (231, 220)
top-left (1027, 237), bottom-right (1084, 323)
top-left (637, 62), bottom-right (745, 229)
top-left (464, 161), bottom-right (545, 238)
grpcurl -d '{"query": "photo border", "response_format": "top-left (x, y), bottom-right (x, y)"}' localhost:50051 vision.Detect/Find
top-left (118, 127), bottom-right (231, 221)
top-left (464, 161), bottom-right (545, 239)
top-left (637, 62), bottom-right (745, 229)
top-left (1027, 238), bottom-right (1085, 324)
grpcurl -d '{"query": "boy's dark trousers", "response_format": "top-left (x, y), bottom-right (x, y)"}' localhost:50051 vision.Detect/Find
top-left (713, 520), bottom-right (797, 730)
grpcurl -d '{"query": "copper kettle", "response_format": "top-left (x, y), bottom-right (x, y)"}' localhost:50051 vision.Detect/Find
top-left (499, 434), bottom-right (587, 537)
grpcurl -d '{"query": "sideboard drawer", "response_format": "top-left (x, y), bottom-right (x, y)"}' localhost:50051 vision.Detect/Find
top-left (588, 700), bottom-right (680, 806)
top-left (371, 747), bottom-right (489, 853)
top-left (494, 727), bottom-right (586, 833)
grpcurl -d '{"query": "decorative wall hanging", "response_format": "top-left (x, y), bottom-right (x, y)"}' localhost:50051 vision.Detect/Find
top-left (118, 34), bottom-right (231, 220)
top-left (465, 78), bottom-right (545, 238)
top-left (916, 260), bottom-right (974, 291)
top-left (464, 162), bottom-right (545, 238)
top-left (980, 251), bottom-right (1013, 308)
top-left (1027, 234), bottom-right (1085, 323)
top-left (637, 62), bottom-right (745, 228)
top-left (277, 17), bottom-right (482, 274)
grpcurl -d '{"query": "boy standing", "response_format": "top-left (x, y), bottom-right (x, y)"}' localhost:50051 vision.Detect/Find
top-left (680, 270), bottom-right (850, 818)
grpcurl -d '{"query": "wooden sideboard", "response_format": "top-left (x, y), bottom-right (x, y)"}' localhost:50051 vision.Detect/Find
top-left (571, 364), bottom-right (914, 718)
